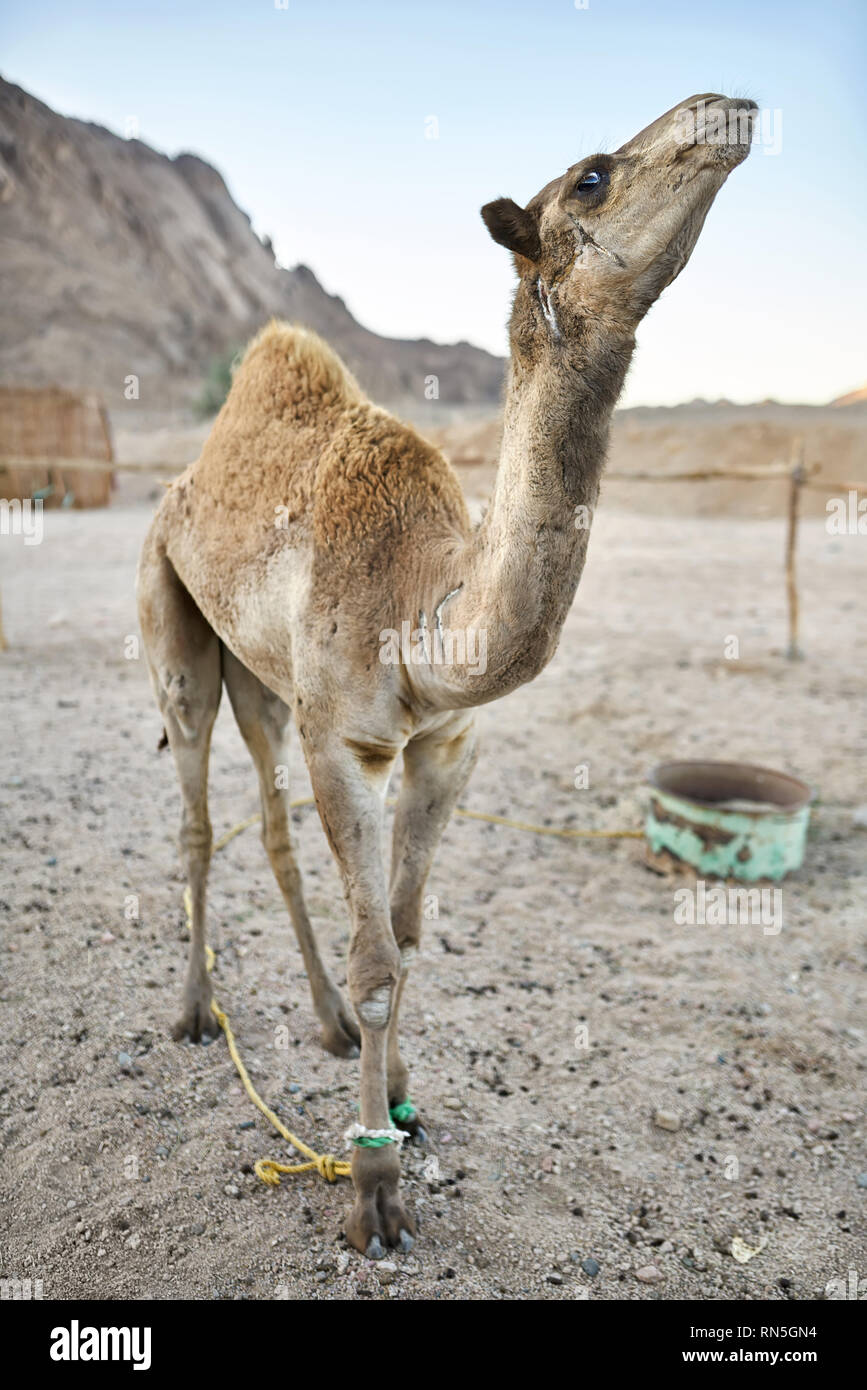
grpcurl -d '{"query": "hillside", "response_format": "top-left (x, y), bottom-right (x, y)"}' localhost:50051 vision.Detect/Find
top-left (0, 77), bottom-right (504, 412)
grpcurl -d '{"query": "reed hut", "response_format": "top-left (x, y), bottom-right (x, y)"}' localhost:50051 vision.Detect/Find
top-left (0, 386), bottom-right (113, 507)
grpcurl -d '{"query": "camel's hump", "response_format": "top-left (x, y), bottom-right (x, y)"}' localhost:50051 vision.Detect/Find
top-left (233, 319), bottom-right (364, 418)
top-left (186, 321), bottom-right (363, 513)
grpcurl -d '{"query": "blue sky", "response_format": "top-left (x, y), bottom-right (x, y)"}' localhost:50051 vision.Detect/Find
top-left (3, 0), bottom-right (864, 405)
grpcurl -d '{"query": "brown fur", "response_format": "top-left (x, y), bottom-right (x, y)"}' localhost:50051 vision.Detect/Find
top-left (137, 94), bottom-right (756, 1256)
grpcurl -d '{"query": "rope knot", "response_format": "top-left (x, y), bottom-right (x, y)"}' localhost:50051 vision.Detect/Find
top-left (316, 1153), bottom-right (340, 1182)
top-left (254, 1159), bottom-right (282, 1187)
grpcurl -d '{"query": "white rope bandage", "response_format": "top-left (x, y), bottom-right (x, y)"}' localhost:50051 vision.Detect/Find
top-left (344, 1123), bottom-right (410, 1148)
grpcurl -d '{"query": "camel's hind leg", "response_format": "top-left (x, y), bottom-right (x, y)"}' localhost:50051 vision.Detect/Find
top-left (221, 646), bottom-right (361, 1058)
top-left (137, 541), bottom-right (222, 1042)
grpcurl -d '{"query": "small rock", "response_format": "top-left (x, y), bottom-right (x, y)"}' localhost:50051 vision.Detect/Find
top-left (856, 1173), bottom-right (867, 1189)
top-left (125, 1232), bottom-right (141, 1250)
top-left (635, 1265), bottom-right (663, 1283)
top-left (443, 1097), bottom-right (461, 1111)
top-left (223, 1184), bottom-right (241, 1198)
top-left (731, 1235), bottom-right (767, 1263)
top-left (581, 1257), bottom-right (600, 1278)
top-left (653, 1110), bottom-right (681, 1132)
top-left (546, 1272), bottom-right (563, 1285)
top-left (117, 1051), bottom-right (133, 1071)
top-left (852, 804), bottom-right (867, 830)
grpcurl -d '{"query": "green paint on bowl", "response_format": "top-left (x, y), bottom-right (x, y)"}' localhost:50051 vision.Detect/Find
top-left (646, 760), bottom-right (813, 882)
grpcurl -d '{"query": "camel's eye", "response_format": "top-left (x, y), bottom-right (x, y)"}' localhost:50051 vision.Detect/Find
top-left (576, 171), bottom-right (603, 192)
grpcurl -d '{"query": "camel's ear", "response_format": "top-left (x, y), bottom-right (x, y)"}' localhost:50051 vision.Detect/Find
top-left (481, 198), bottom-right (541, 263)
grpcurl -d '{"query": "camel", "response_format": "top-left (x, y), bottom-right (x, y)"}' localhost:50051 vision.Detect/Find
top-left (137, 93), bottom-right (756, 1257)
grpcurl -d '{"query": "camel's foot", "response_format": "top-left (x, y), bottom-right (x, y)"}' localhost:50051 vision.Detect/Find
top-left (172, 977), bottom-right (219, 1043)
top-left (317, 988), bottom-right (361, 1059)
top-left (389, 1097), bottom-right (428, 1146)
top-left (345, 1145), bottom-right (416, 1257)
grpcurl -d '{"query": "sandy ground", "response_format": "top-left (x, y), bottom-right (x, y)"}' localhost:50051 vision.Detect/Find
top-left (1, 490), bottom-right (865, 1302)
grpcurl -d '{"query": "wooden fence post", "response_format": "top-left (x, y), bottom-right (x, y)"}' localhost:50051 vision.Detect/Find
top-left (785, 439), bottom-right (805, 660)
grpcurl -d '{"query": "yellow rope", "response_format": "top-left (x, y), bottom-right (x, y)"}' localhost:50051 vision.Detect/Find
top-left (185, 797), bottom-right (641, 1189)
top-left (255, 795), bottom-right (643, 840)
top-left (183, 876), bottom-right (351, 1186)
top-left (447, 806), bottom-right (643, 839)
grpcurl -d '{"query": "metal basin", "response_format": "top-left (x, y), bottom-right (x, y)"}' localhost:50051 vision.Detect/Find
top-left (646, 760), bottom-right (813, 882)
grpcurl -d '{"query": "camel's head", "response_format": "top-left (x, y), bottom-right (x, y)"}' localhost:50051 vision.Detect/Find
top-left (482, 94), bottom-right (756, 343)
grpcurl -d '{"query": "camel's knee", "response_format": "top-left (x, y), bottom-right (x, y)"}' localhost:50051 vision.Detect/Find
top-left (356, 987), bottom-right (392, 1028)
top-left (348, 941), bottom-right (401, 1029)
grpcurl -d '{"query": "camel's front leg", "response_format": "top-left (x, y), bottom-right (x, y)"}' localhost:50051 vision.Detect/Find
top-left (305, 736), bottom-right (414, 1257)
top-left (387, 715), bottom-right (478, 1137)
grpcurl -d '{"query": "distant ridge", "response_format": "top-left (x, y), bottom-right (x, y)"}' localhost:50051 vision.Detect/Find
top-left (830, 384), bottom-right (867, 407)
top-left (0, 77), bottom-right (505, 412)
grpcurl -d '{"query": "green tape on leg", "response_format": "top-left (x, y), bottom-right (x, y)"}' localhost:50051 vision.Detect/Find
top-left (389, 1098), bottom-right (417, 1124)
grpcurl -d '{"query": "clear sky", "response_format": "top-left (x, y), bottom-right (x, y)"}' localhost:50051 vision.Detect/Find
top-left (2, 0), bottom-right (864, 405)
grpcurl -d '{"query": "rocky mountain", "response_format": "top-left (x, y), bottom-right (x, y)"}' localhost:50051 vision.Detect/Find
top-left (0, 77), bottom-right (504, 414)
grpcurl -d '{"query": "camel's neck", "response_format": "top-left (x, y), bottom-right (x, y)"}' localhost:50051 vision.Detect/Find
top-left (440, 296), bottom-right (634, 705)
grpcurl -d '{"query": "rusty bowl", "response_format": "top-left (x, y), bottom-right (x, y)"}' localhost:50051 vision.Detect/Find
top-left (646, 760), bottom-right (813, 881)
